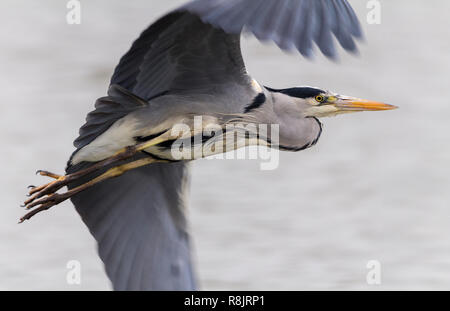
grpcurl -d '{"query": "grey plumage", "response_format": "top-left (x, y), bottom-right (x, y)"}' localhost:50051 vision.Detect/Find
top-left (180, 0), bottom-right (362, 57)
top-left (68, 159), bottom-right (195, 290)
top-left (67, 0), bottom-right (363, 290)
top-left (74, 85), bottom-right (148, 151)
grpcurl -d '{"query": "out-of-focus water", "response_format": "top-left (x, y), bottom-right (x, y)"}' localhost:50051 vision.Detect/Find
top-left (1, 0), bottom-right (449, 290)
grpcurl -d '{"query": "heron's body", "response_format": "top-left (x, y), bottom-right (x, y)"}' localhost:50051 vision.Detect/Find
top-left (22, 0), bottom-right (396, 290)
top-left (71, 84), bottom-right (323, 164)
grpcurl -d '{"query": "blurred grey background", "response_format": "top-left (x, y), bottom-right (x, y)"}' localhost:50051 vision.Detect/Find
top-left (1, 0), bottom-right (449, 290)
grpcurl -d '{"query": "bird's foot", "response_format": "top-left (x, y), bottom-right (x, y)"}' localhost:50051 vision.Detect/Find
top-left (20, 156), bottom-right (161, 223)
top-left (20, 190), bottom-right (73, 223)
top-left (21, 170), bottom-right (77, 223)
top-left (20, 146), bottom-right (140, 223)
top-left (20, 134), bottom-right (172, 223)
top-left (24, 171), bottom-right (73, 207)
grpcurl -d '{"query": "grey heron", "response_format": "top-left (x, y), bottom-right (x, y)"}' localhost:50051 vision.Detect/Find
top-left (21, 0), bottom-right (396, 290)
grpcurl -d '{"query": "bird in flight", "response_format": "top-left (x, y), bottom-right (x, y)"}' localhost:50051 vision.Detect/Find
top-left (21, 0), bottom-right (396, 290)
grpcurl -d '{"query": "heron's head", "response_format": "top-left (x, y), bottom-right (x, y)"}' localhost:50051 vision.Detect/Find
top-left (268, 87), bottom-right (397, 118)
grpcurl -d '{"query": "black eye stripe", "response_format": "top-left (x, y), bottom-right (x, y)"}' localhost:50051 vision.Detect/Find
top-left (265, 87), bottom-right (325, 99)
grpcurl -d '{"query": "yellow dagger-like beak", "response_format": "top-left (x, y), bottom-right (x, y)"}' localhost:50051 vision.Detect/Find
top-left (305, 95), bottom-right (398, 118)
top-left (335, 97), bottom-right (398, 112)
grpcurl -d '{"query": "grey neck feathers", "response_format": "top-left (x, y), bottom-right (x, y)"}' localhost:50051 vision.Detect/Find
top-left (248, 91), bottom-right (323, 151)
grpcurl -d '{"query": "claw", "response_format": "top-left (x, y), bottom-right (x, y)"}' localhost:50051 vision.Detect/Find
top-left (20, 202), bottom-right (54, 223)
top-left (29, 184), bottom-right (46, 193)
top-left (28, 183), bottom-right (50, 196)
top-left (25, 179), bottom-right (68, 206)
top-left (28, 185), bottom-right (36, 189)
top-left (36, 170), bottom-right (62, 179)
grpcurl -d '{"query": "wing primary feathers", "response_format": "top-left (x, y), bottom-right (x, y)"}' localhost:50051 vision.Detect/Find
top-left (315, 0), bottom-right (336, 58)
top-left (341, 0), bottom-right (363, 38)
top-left (272, 0), bottom-right (299, 50)
top-left (295, 0), bottom-right (314, 58)
top-left (246, 0), bottom-right (279, 41)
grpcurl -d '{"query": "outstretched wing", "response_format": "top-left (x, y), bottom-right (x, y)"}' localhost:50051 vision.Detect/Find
top-left (69, 0), bottom-right (363, 290)
top-left (111, 0), bottom-right (362, 102)
top-left (111, 11), bottom-right (254, 103)
top-left (68, 159), bottom-right (195, 290)
top-left (182, 0), bottom-right (362, 57)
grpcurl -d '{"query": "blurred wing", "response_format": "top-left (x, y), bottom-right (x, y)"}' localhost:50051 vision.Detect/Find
top-left (182, 0), bottom-right (362, 57)
top-left (69, 0), bottom-right (363, 291)
top-left (111, 0), bottom-right (362, 102)
top-left (68, 159), bottom-right (196, 290)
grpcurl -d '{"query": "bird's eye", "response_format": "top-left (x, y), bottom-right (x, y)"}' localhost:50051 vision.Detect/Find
top-left (315, 95), bottom-right (325, 103)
